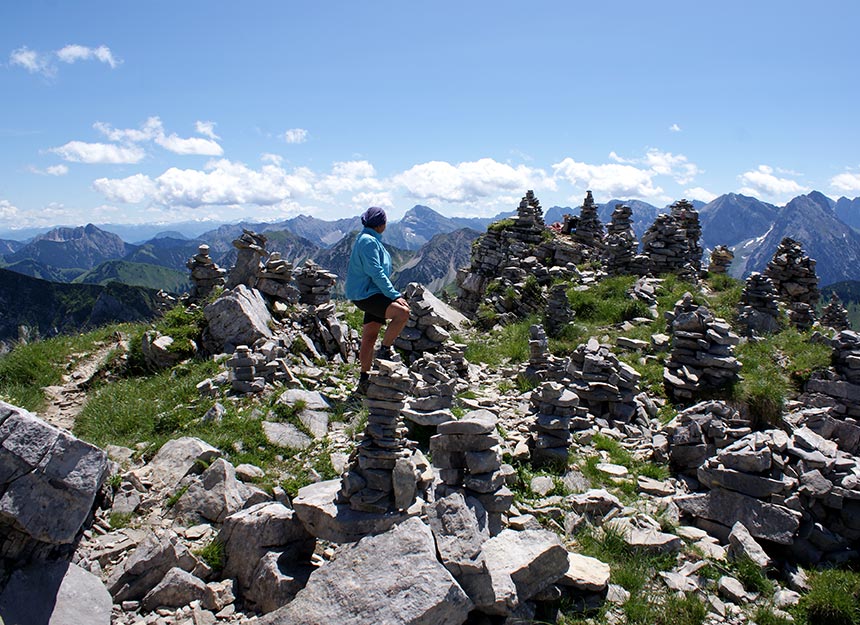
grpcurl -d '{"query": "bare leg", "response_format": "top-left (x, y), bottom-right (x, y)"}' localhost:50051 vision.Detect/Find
top-left (382, 300), bottom-right (410, 347)
top-left (359, 322), bottom-right (382, 373)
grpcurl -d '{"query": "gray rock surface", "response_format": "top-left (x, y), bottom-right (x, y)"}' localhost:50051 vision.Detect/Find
top-left (172, 458), bottom-right (247, 523)
top-left (141, 567), bottom-right (213, 612)
top-left (425, 492), bottom-right (489, 577)
top-left (204, 284), bottom-right (273, 350)
top-left (0, 560), bottom-right (112, 625)
top-left (259, 517), bottom-right (472, 625)
top-left (107, 531), bottom-right (198, 602)
top-left (135, 436), bottom-right (220, 490)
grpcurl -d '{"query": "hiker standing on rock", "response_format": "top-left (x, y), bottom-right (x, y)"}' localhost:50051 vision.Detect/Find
top-left (345, 206), bottom-right (410, 395)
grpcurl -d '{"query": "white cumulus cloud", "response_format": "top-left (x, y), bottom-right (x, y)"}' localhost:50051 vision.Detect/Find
top-left (669, 123), bottom-right (681, 132)
top-left (94, 117), bottom-right (162, 143)
top-left (738, 165), bottom-right (808, 199)
top-left (155, 133), bottom-right (223, 156)
top-left (395, 158), bottom-right (553, 203)
top-left (352, 191), bottom-right (394, 210)
top-left (643, 149), bottom-right (700, 185)
top-left (317, 160), bottom-right (381, 195)
top-left (552, 158), bottom-right (664, 199)
top-left (9, 46), bottom-right (53, 75)
top-left (831, 172), bottom-right (860, 193)
top-left (56, 44), bottom-right (120, 68)
top-left (195, 121), bottom-right (219, 140)
top-left (0, 199), bottom-right (19, 219)
top-left (28, 164), bottom-right (69, 176)
top-left (92, 116), bottom-right (223, 156)
top-left (683, 187), bottom-right (717, 203)
top-left (50, 141), bottom-right (146, 164)
top-left (93, 173), bottom-right (158, 203)
top-left (284, 128), bottom-right (309, 144)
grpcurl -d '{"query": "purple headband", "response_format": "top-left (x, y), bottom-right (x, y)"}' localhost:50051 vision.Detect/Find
top-left (361, 206), bottom-right (387, 229)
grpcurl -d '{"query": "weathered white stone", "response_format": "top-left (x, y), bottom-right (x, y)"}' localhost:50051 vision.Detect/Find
top-left (728, 522), bottom-right (773, 568)
top-left (137, 436), bottom-right (220, 490)
top-left (107, 531), bottom-right (198, 602)
top-left (558, 552), bottom-right (610, 592)
top-left (172, 458), bottom-right (246, 523)
top-left (204, 284), bottom-right (273, 350)
top-left (425, 492), bottom-right (489, 577)
top-left (141, 567), bottom-right (214, 612)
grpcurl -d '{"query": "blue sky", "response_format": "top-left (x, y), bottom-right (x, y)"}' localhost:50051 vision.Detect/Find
top-left (2, 1), bottom-right (859, 233)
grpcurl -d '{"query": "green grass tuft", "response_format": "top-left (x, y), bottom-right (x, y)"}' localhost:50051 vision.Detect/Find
top-left (794, 568), bottom-right (860, 625)
top-left (194, 538), bottom-right (225, 571)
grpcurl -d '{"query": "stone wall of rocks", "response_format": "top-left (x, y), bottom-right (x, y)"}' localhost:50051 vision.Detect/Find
top-left (804, 330), bottom-right (860, 420)
top-left (660, 400), bottom-right (753, 473)
top-left (394, 283), bottom-right (467, 365)
top-left (568, 338), bottom-right (641, 426)
top-left (737, 272), bottom-right (782, 336)
top-left (256, 252), bottom-right (300, 305)
top-left (663, 294), bottom-right (741, 402)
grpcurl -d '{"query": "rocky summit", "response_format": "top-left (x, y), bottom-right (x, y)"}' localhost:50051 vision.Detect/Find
top-left (2, 190), bottom-right (860, 625)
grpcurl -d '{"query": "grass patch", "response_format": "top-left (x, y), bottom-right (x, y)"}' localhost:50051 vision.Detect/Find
top-left (166, 484), bottom-right (190, 508)
top-left (108, 511), bottom-right (132, 529)
top-left (194, 538), bottom-right (225, 572)
top-left (464, 316), bottom-right (534, 366)
top-left (752, 605), bottom-right (794, 625)
top-left (733, 554), bottom-right (774, 596)
top-left (794, 568), bottom-right (860, 625)
top-left (567, 276), bottom-right (650, 325)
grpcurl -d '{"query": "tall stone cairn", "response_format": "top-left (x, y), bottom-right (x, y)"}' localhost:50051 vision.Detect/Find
top-left (226, 344), bottom-right (265, 394)
top-left (641, 199), bottom-right (702, 279)
top-left (804, 330), bottom-right (860, 420)
top-left (402, 353), bottom-right (457, 426)
top-left (568, 338), bottom-right (641, 425)
top-left (524, 324), bottom-right (570, 383)
top-left (186, 244), bottom-right (226, 300)
top-left (225, 229), bottom-right (267, 290)
top-left (338, 360), bottom-right (420, 513)
top-left (545, 283), bottom-right (575, 338)
top-left (821, 292), bottom-right (851, 331)
top-left (603, 203), bottom-right (641, 275)
top-left (570, 191), bottom-right (604, 249)
top-left (294, 259), bottom-right (338, 306)
top-left (530, 381), bottom-right (579, 465)
top-left (708, 245), bottom-right (734, 274)
top-left (671, 199), bottom-right (703, 273)
top-left (256, 252), bottom-right (300, 304)
top-left (737, 273), bottom-right (782, 336)
top-left (515, 189), bottom-right (545, 230)
top-left (765, 237), bottom-right (819, 330)
top-left (663, 293), bottom-right (741, 402)
top-left (430, 410), bottom-right (512, 535)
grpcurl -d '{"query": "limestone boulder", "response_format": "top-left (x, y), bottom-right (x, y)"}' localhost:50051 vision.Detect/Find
top-left (259, 517), bottom-right (472, 625)
top-left (243, 551), bottom-right (315, 614)
top-left (141, 567), bottom-right (214, 612)
top-left (172, 458), bottom-right (247, 524)
top-left (107, 531), bottom-right (198, 602)
top-left (135, 436), bottom-right (220, 491)
top-left (204, 284), bottom-right (273, 351)
top-left (425, 492), bottom-right (489, 577)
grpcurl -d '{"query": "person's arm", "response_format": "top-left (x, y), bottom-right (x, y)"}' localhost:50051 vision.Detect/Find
top-left (359, 238), bottom-right (401, 300)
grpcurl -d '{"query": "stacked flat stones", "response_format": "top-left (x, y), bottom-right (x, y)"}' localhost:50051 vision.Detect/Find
top-left (294, 259), bottom-right (338, 306)
top-left (514, 189), bottom-right (545, 231)
top-left (736, 272), bottom-right (782, 336)
top-left (225, 230), bottom-right (267, 290)
top-left (402, 353), bottom-right (457, 426)
top-left (603, 203), bottom-right (644, 275)
top-left (663, 293), bottom-right (741, 402)
top-left (805, 330), bottom-right (860, 420)
top-left (821, 292), bottom-right (851, 331)
top-left (227, 345), bottom-right (265, 393)
top-left (338, 360), bottom-right (418, 513)
top-left (529, 382), bottom-right (579, 464)
top-left (671, 199), bottom-right (703, 274)
top-left (524, 324), bottom-right (570, 383)
top-left (289, 302), bottom-right (354, 363)
top-left (708, 245), bottom-right (734, 274)
top-left (256, 252), bottom-right (300, 304)
top-left (630, 276), bottom-right (660, 318)
top-left (186, 244), bottom-right (226, 300)
top-left (570, 191), bottom-right (604, 249)
top-left (568, 338), bottom-right (641, 425)
top-left (641, 200), bottom-right (702, 279)
top-left (430, 410), bottom-right (512, 534)
top-left (660, 400), bottom-right (753, 472)
top-left (395, 283), bottom-right (464, 361)
top-left (765, 237), bottom-right (820, 330)
top-left (545, 283), bottom-right (575, 337)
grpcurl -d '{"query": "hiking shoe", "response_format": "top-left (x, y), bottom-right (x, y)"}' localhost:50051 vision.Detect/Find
top-left (375, 344), bottom-right (396, 361)
top-left (355, 375), bottom-right (370, 396)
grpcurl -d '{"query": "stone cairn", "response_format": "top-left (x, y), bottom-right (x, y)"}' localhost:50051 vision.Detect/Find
top-left (289, 302), bottom-right (355, 364)
top-left (641, 200), bottom-right (702, 279)
top-left (569, 191), bottom-right (604, 249)
top-left (430, 410), bottom-right (512, 534)
top-left (736, 272), bottom-right (782, 336)
top-left (603, 203), bottom-right (647, 275)
top-left (338, 360), bottom-right (423, 513)
top-left (225, 229), bottom-right (267, 290)
top-left (671, 199), bottom-right (703, 273)
top-left (629, 276), bottom-right (660, 318)
top-left (660, 400), bottom-right (753, 472)
top-left (226, 344), bottom-right (266, 394)
top-left (821, 292), bottom-right (851, 331)
top-left (294, 259), bottom-right (338, 306)
top-left (186, 244), bottom-right (226, 300)
top-left (394, 284), bottom-right (467, 370)
top-left (256, 252), bottom-right (300, 305)
top-left (708, 245), bottom-right (734, 274)
top-left (545, 283), bottom-right (575, 338)
top-left (765, 237), bottom-right (819, 331)
top-left (663, 293), bottom-right (741, 402)
top-left (805, 330), bottom-right (860, 420)
top-left (568, 338), bottom-right (641, 426)
top-left (529, 382), bottom-right (579, 465)
top-left (402, 353), bottom-right (457, 426)
top-left (524, 324), bottom-right (570, 383)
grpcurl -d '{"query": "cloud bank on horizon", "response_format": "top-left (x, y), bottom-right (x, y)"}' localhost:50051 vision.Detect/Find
top-left (2, 3), bottom-right (860, 230)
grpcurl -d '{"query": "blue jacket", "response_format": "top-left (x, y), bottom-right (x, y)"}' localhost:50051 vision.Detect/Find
top-left (345, 227), bottom-right (401, 301)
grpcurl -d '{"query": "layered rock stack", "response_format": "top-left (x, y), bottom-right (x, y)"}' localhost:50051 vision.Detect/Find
top-left (402, 353), bottom-right (457, 426)
top-left (225, 230), bottom-right (267, 290)
top-left (737, 272), bottom-right (782, 336)
top-left (524, 324), bottom-right (570, 383)
top-left (663, 293), bottom-right (741, 402)
top-left (630, 275), bottom-right (660, 317)
top-left (570, 191), bottom-right (604, 249)
top-left (514, 189), bottom-right (545, 231)
top-left (671, 199), bottom-right (703, 273)
top-left (545, 283), bottom-right (575, 337)
top-left (821, 292), bottom-right (851, 331)
top-left (338, 360), bottom-right (423, 513)
top-left (603, 203), bottom-right (646, 275)
top-left (394, 283), bottom-right (467, 363)
top-left (568, 338), bottom-right (641, 425)
top-left (227, 344), bottom-right (266, 393)
top-left (294, 260), bottom-right (338, 306)
top-left (765, 237), bottom-right (819, 330)
top-left (661, 400), bottom-right (753, 472)
top-left (186, 244), bottom-right (226, 300)
top-left (430, 410), bottom-right (512, 534)
top-left (529, 382), bottom-right (579, 465)
top-left (641, 200), bottom-right (702, 279)
top-left (256, 252), bottom-right (300, 304)
top-left (805, 330), bottom-right (860, 420)
top-left (708, 245), bottom-right (734, 274)
top-left (287, 302), bottom-right (356, 364)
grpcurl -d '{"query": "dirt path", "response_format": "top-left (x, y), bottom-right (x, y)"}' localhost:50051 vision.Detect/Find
top-left (41, 335), bottom-right (127, 432)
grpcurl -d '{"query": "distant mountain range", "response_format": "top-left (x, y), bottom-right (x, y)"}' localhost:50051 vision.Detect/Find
top-left (2, 193), bottom-right (859, 304)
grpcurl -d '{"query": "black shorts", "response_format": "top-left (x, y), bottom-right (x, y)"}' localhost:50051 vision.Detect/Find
top-left (353, 294), bottom-right (394, 325)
